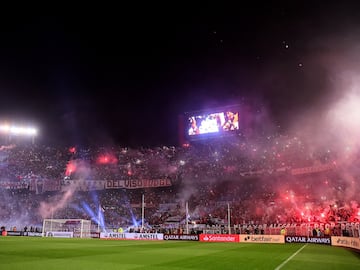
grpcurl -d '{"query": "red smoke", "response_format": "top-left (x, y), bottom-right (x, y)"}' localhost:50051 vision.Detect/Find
top-left (97, 153), bottom-right (117, 165)
top-left (65, 161), bottom-right (76, 176)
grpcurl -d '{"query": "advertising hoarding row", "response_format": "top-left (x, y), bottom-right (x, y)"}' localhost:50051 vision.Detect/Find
top-left (99, 233), bottom-right (285, 243)
top-left (2, 230), bottom-right (359, 251)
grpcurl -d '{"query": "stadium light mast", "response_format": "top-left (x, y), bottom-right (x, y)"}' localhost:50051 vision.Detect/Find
top-left (0, 124), bottom-right (38, 144)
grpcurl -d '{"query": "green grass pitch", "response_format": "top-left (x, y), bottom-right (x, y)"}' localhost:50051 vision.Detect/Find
top-left (0, 237), bottom-right (359, 270)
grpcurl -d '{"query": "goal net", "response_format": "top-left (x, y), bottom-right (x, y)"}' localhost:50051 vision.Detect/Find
top-left (42, 219), bottom-right (91, 238)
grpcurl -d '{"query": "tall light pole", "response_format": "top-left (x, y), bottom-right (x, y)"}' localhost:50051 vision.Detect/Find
top-left (227, 203), bottom-right (231, 234)
top-left (141, 194), bottom-right (145, 231)
top-left (186, 201), bottom-right (189, 234)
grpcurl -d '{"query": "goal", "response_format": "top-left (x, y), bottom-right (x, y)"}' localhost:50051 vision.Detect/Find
top-left (42, 219), bottom-right (91, 238)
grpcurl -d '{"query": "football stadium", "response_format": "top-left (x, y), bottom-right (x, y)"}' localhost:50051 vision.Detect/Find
top-left (2, 6), bottom-right (360, 269)
top-left (0, 103), bottom-right (360, 269)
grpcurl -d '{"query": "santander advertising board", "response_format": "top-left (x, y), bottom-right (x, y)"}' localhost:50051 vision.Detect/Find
top-left (199, 234), bottom-right (239, 243)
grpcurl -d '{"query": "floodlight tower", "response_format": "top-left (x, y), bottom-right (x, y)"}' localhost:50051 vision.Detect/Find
top-left (0, 124), bottom-right (38, 144)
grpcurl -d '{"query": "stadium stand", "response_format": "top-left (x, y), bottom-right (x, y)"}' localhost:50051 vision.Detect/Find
top-left (0, 133), bottom-right (359, 237)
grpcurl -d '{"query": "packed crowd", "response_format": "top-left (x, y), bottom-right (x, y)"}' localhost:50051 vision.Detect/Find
top-left (0, 132), bottom-right (359, 236)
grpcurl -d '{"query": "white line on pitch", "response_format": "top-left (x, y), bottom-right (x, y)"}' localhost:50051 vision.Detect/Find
top-left (274, 244), bottom-right (308, 270)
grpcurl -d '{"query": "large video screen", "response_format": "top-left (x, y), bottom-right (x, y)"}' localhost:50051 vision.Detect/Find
top-left (186, 108), bottom-right (240, 139)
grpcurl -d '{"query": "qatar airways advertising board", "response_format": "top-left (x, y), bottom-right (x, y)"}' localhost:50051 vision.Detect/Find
top-left (285, 236), bottom-right (331, 245)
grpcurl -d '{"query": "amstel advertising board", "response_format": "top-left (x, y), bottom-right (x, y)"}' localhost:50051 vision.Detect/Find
top-left (100, 232), bottom-right (163, 240)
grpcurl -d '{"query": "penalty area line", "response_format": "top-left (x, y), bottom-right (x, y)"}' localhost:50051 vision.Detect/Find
top-left (274, 244), bottom-right (308, 270)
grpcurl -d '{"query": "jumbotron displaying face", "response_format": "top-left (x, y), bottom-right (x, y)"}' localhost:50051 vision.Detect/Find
top-left (186, 106), bottom-right (240, 139)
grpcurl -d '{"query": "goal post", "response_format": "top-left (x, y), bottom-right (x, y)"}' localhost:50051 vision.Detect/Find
top-left (42, 219), bottom-right (91, 238)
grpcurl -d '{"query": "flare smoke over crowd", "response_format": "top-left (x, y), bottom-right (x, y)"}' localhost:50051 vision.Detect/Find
top-left (1, 76), bottom-right (360, 232)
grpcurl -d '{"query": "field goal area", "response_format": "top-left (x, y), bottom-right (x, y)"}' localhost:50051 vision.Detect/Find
top-left (42, 219), bottom-right (91, 238)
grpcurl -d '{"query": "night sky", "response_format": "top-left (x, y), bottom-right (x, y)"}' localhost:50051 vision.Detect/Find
top-left (1, 3), bottom-right (360, 147)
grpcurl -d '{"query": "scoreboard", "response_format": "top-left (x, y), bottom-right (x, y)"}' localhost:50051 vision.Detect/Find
top-left (180, 105), bottom-right (242, 143)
